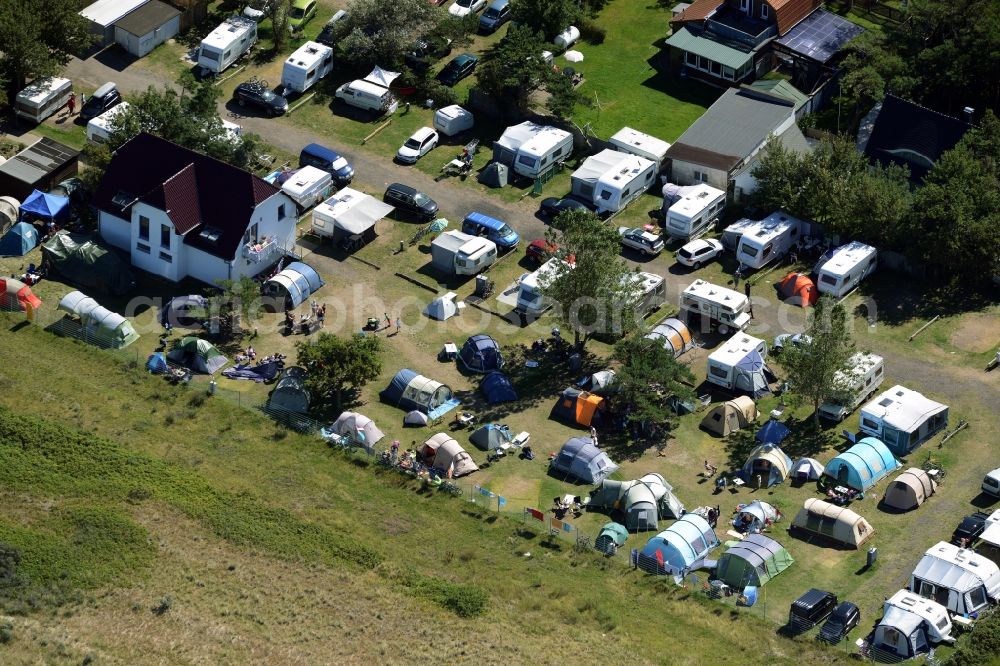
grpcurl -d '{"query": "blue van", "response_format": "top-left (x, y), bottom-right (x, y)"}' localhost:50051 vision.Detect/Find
top-left (462, 212), bottom-right (519, 250)
top-left (299, 143), bottom-right (354, 186)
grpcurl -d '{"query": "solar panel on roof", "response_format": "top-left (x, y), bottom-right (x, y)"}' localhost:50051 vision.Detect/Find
top-left (776, 9), bottom-right (863, 63)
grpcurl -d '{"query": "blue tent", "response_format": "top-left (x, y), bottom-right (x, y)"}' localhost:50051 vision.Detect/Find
top-left (756, 419), bottom-right (791, 445)
top-left (0, 222), bottom-right (40, 256)
top-left (20, 190), bottom-right (69, 222)
top-left (734, 350), bottom-right (771, 397)
top-left (823, 437), bottom-right (900, 491)
top-left (458, 334), bottom-right (503, 374)
top-left (481, 371), bottom-right (517, 404)
top-left (263, 261), bottom-right (324, 309)
top-left (638, 514), bottom-right (720, 575)
top-left (146, 352), bottom-right (168, 374)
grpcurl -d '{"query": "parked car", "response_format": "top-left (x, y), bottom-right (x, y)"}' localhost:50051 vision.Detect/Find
top-left (316, 10), bottom-right (348, 46)
top-left (952, 511), bottom-right (989, 546)
top-left (288, 0), bottom-right (318, 31)
top-left (448, 0), bottom-right (487, 17)
top-left (819, 602), bottom-right (860, 644)
top-left (404, 36), bottom-right (453, 74)
top-left (539, 196), bottom-right (591, 221)
top-left (788, 589), bottom-right (838, 634)
top-left (619, 227), bottom-right (665, 256)
top-left (479, 0), bottom-right (511, 33)
top-left (773, 333), bottom-right (812, 353)
top-left (233, 78), bottom-right (288, 116)
top-left (80, 82), bottom-right (122, 120)
top-left (397, 127), bottom-right (439, 164)
top-left (384, 182), bottom-right (439, 221)
top-left (526, 239), bottom-right (574, 265)
top-left (437, 54), bottom-right (478, 86)
top-left (676, 238), bottom-right (723, 269)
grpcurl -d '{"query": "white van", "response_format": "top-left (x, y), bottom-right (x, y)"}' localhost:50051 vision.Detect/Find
top-left (817, 352), bottom-right (885, 421)
top-left (281, 41), bottom-right (334, 94)
top-left (735, 211), bottom-right (803, 270)
top-left (336, 68), bottom-right (399, 114)
top-left (816, 241), bottom-right (877, 298)
top-left (516, 257), bottom-right (569, 315)
top-left (512, 127), bottom-right (573, 179)
top-left (86, 101), bottom-right (131, 144)
top-left (983, 469), bottom-right (1000, 499)
top-left (198, 16), bottom-right (257, 76)
top-left (680, 278), bottom-right (751, 335)
top-left (609, 126), bottom-right (670, 171)
top-left (15, 77), bottom-right (73, 124)
top-left (664, 183), bottom-right (726, 242)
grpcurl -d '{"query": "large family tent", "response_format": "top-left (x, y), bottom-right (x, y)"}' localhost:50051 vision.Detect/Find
top-left (421, 433), bottom-right (478, 477)
top-left (266, 367), bottom-right (310, 414)
top-left (0, 196), bottom-right (19, 233)
top-left (755, 418), bottom-right (791, 445)
top-left (19, 189), bottom-right (69, 223)
top-left (551, 387), bottom-right (609, 428)
top-left (404, 410), bottom-right (429, 426)
top-left (263, 262), bottom-right (325, 309)
top-left (470, 423), bottom-right (513, 451)
top-left (589, 473), bottom-right (684, 531)
top-left (56, 290), bottom-right (139, 349)
top-left (459, 334), bottom-right (503, 373)
top-left (638, 513), bottom-right (720, 576)
top-left (424, 293), bottom-right (458, 321)
top-left (381, 369), bottom-right (455, 414)
top-left (0, 222), bottom-right (39, 256)
top-left (327, 411), bottom-right (385, 453)
top-left (732, 500), bottom-right (780, 534)
top-left (882, 468), bottom-right (937, 511)
top-left (715, 534), bottom-right (794, 588)
top-left (910, 541), bottom-right (1000, 615)
top-left (791, 457), bottom-right (824, 482)
top-left (823, 437), bottom-right (900, 491)
top-left (700, 397), bottom-right (758, 436)
top-left (873, 590), bottom-right (952, 660)
top-left (1, 278), bottom-right (41, 313)
top-left (167, 336), bottom-right (228, 374)
top-left (551, 437), bottom-right (618, 484)
top-left (791, 498), bottom-right (875, 549)
top-left (480, 371), bottom-right (517, 404)
top-left (644, 317), bottom-right (694, 358)
top-left (742, 444), bottom-right (793, 488)
top-left (595, 522), bottom-right (629, 555)
top-left (160, 294), bottom-right (208, 328)
top-left (42, 231), bottom-right (135, 295)
top-left (777, 272), bottom-right (818, 307)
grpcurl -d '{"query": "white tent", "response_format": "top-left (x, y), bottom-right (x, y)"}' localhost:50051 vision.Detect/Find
top-left (791, 457), bottom-right (823, 481)
top-left (364, 66), bottom-right (400, 88)
top-left (911, 541), bottom-right (1000, 614)
top-left (404, 410), bottom-right (429, 426)
top-left (873, 589), bottom-right (953, 659)
top-left (425, 293), bottom-right (459, 321)
top-left (329, 411), bottom-right (385, 454)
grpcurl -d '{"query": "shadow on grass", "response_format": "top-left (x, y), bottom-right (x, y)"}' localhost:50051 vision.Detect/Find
top-left (862, 273), bottom-right (1000, 327)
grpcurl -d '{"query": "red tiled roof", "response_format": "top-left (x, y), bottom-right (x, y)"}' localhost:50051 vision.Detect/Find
top-left (767, 0), bottom-right (822, 35)
top-left (672, 0), bottom-right (723, 25)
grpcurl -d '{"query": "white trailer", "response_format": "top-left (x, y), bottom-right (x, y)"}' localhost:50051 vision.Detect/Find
top-left (430, 230), bottom-right (497, 276)
top-left (86, 102), bottom-right (131, 144)
top-left (608, 127), bottom-right (670, 170)
top-left (664, 183), bottom-right (726, 242)
top-left (735, 211), bottom-right (803, 270)
top-left (512, 127), bottom-right (573, 179)
top-left (721, 217), bottom-right (758, 251)
top-left (817, 351), bottom-right (885, 421)
top-left (311, 188), bottom-right (394, 241)
top-left (706, 333), bottom-right (768, 392)
top-left (281, 41), bottom-right (334, 94)
top-left (197, 16), bottom-right (257, 76)
top-left (680, 278), bottom-right (751, 334)
top-left (624, 271), bottom-right (666, 317)
top-left (433, 105), bottom-right (474, 136)
top-left (516, 257), bottom-right (569, 315)
top-left (816, 241), bottom-right (877, 298)
top-left (274, 166), bottom-right (334, 212)
top-left (15, 77), bottom-right (73, 124)
top-left (592, 154), bottom-right (657, 215)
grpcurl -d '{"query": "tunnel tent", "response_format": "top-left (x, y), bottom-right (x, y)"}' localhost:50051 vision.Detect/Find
top-left (589, 473), bottom-right (684, 531)
top-left (57, 290), bottom-right (139, 349)
top-left (19, 189), bottom-right (69, 222)
top-left (266, 367), bottom-right (310, 414)
top-left (1, 277), bottom-right (42, 312)
top-left (755, 418), bottom-right (791, 445)
top-left (700, 397), bottom-right (759, 436)
top-left (421, 433), bottom-right (478, 477)
top-left (551, 437), bottom-right (618, 484)
top-left (404, 410), bottom-right (429, 426)
top-left (742, 444), bottom-right (793, 488)
top-left (470, 423), bottom-right (513, 451)
top-left (732, 500), bottom-right (780, 534)
top-left (263, 261), bottom-right (324, 309)
top-left (823, 437), bottom-right (900, 491)
top-left (459, 334), bottom-right (503, 373)
top-left (883, 468), bottom-right (937, 511)
top-left (551, 387), bottom-right (609, 428)
top-left (381, 369), bottom-right (454, 414)
top-left (792, 457), bottom-right (824, 481)
top-left (791, 498), bottom-right (875, 548)
top-left (167, 336), bottom-right (228, 374)
top-left (0, 196), bottom-right (19, 233)
top-left (638, 513), bottom-right (720, 575)
top-left (777, 271), bottom-right (818, 307)
top-left (644, 317), bottom-right (694, 358)
top-left (41, 231), bottom-right (135, 295)
top-left (0, 222), bottom-right (40, 256)
top-left (715, 534), bottom-right (794, 588)
top-left (481, 371), bottom-right (517, 404)
top-left (327, 411), bottom-right (385, 453)
top-left (595, 522), bottom-right (629, 555)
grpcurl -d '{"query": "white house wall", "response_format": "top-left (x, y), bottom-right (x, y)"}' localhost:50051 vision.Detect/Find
top-left (129, 202), bottom-right (182, 282)
top-left (98, 210), bottom-right (131, 251)
top-left (670, 161), bottom-right (728, 190)
top-left (186, 245), bottom-right (233, 285)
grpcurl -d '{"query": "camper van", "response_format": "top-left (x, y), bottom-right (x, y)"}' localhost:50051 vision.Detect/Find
top-left (706, 333), bottom-right (768, 391)
top-left (198, 16), bottom-right (258, 76)
top-left (336, 76), bottom-right (398, 114)
top-left (816, 241), bottom-right (878, 298)
top-left (512, 127), bottom-right (573, 179)
top-left (680, 279), bottom-right (751, 335)
top-left (281, 41), bottom-right (334, 94)
top-left (608, 127), bottom-right (670, 171)
top-left (664, 184), bottom-right (727, 242)
top-left (818, 352), bottom-right (885, 422)
top-left (983, 469), bottom-right (1000, 499)
top-left (271, 166), bottom-right (333, 212)
top-left (86, 102), bottom-right (131, 145)
top-left (735, 211), bottom-right (803, 270)
top-left (516, 257), bottom-right (569, 316)
top-left (15, 77), bottom-right (73, 124)
top-left (431, 230), bottom-right (498, 276)
top-left (592, 154), bottom-right (657, 215)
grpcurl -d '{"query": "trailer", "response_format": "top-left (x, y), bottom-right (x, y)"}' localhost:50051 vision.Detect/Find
top-left (86, 102), bottom-right (132, 144)
top-left (516, 257), bottom-right (568, 315)
top-left (15, 77), bottom-right (73, 124)
top-left (608, 126), bottom-right (670, 170)
top-left (281, 41), bottom-right (334, 94)
top-left (706, 333), bottom-right (769, 393)
top-left (680, 278), bottom-right (751, 335)
top-left (815, 241), bottom-right (877, 298)
top-left (268, 166), bottom-right (334, 212)
top-left (817, 352), bottom-right (885, 422)
top-left (735, 211), bottom-right (804, 270)
top-left (431, 230), bottom-right (497, 276)
top-left (663, 183), bottom-right (726, 242)
top-left (197, 16), bottom-right (257, 76)
top-left (311, 188), bottom-right (394, 244)
top-left (574, 151), bottom-right (657, 215)
top-left (512, 127), bottom-right (573, 179)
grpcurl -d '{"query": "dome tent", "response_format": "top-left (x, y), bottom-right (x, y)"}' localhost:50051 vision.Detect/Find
top-left (19, 189), bottom-right (69, 222)
top-left (551, 387), bottom-right (609, 428)
top-left (777, 272), bottom-right (818, 307)
top-left (741, 444), bottom-right (793, 488)
top-left (716, 534), bottom-right (794, 588)
top-left (421, 433), bottom-right (478, 477)
top-left (755, 418), bottom-right (790, 445)
top-left (424, 294), bottom-right (458, 321)
top-left (700, 397), bottom-right (758, 436)
top-left (381, 369), bottom-right (454, 414)
top-left (458, 334), bottom-right (503, 373)
top-left (167, 336), bottom-right (228, 374)
top-left (263, 261), bottom-right (324, 309)
top-left (146, 352), bottom-right (168, 374)
top-left (732, 500), bottom-right (780, 534)
top-left (327, 411), bottom-right (385, 453)
top-left (638, 513), bottom-right (720, 575)
top-left (589, 473), bottom-right (684, 531)
top-left (1, 278), bottom-right (41, 312)
top-left (823, 437), bottom-right (900, 491)
top-left (404, 410), bottom-right (429, 426)
top-left (551, 437), bottom-right (618, 484)
top-left (470, 423), bottom-right (513, 451)
top-left (57, 290), bottom-right (139, 349)
top-left (792, 457), bottom-right (824, 481)
top-left (266, 367), bottom-right (310, 414)
top-left (882, 468), bottom-right (937, 511)
top-left (595, 522), bottom-right (628, 555)
top-left (480, 371), bottom-right (517, 404)
top-left (0, 222), bottom-right (40, 256)
top-left (791, 498), bottom-right (875, 548)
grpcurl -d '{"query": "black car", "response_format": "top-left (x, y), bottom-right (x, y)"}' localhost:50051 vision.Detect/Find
top-left (316, 9), bottom-right (348, 46)
top-left (819, 601), bottom-right (860, 644)
top-left (384, 182), bottom-right (439, 221)
top-left (952, 511), bottom-right (989, 546)
top-left (437, 53), bottom-right (478, 87)
top-left (80, 82), bottom-right (122, 120)
top-left (404, 36), bottom-right (453, 74)
top-left (233, 78), bottom-right (288, 117)
top-left (539, 196), bottom-right (592, 221)
top-left (788, 589), bottom-right (838, 634)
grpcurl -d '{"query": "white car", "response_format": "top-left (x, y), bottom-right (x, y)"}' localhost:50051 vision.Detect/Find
top-left (449, 0), bottom-right (486, 16)
top-left (676, 238), bottom-right (723, 269)
top-left (396, 127), bottom-right (439, 164)
top-left (618, 227), bottom-right (664, 256)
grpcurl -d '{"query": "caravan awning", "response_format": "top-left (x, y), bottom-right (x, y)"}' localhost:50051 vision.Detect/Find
top-left (666, 27), bottom-right (755, 70)
top-left (337, 195), bottom-right (394, 235)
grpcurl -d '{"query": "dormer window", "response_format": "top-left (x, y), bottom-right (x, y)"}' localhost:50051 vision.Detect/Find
top-left (740, 0), bottom-right (749, 15)
top-left (761, 3), bottom-right (768, 19)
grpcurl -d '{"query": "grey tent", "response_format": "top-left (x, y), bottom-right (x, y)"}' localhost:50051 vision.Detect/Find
top-left (404, 410), bottom-right (429, 426)
top-left (160, 294), bottom-right (208, 328)
top-left (595, 522), bottom-right (628, 555)
top-left (381, 368), bottom-right (454, 414)
top-left (420, 433), bottom-right (478, 477)
top-left (41, 231), bottom-right (135, 295)
top-left (551, 437), bottom-right (618, 485)
top-left (470, 423), bottom-right (513, 451)
top-left (425, 293), bottom-right (459, 321)
top-left (267, 367), bottom-right (310, 414)
top-left (263, 262), bottom-right (324, 309)
top-left (57, 290), bottom-right (139, 349)
top-left (715, 534), bottom-right (794, 588)
top-left (478, 162), bottom-right (508, 188)
top-left (589, 473), bottom-right (684, 531)
top-left (328, 411), bottom-right (385, 453)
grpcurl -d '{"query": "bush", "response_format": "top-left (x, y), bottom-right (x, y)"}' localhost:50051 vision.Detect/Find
top-left (416, 79), bottom-right (458, 109)
top-left (0, 622), bottom-right (12, 644)
top-left (152, 596), bottom-right (172, 616)
top-left (579, 19), bottom-right (606, 45)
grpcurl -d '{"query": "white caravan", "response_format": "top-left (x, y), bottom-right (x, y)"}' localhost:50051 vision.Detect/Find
top-left (281, 41), bottom-right (334, 94)
top-left (705, 333), bottom-right (768, 392)
top-left (721, 217), bottom-right (759, 251)
top-left (198, 16), bottom-right (257, 76)
top-left (664, 183), bottom-right (727, 242)
top-left (911, 541), bottom-right (1000, 615)
top-left (516, 257), bottom-right (569, 316)
top-left (623, 271), bottom-right (666, 317)
top-left (608, 126), bottom-right (670, 170)
top-left (15, 77), bottom-right (73, 124)
top-left (817, 352), bottom-right (885, 421)
top-left (592, 154), bottom-right (657, 215)
top-left (86, 101), bottom-right (131, 144)
top-left (680, 279), bottom-right (751, 334)
top-left (430, 230), bottom-right (498, 276)
top-left (273, 166), bottom-right (334, 212)
top-left (433, 105), bottom-right (474, 136)
top-left (816, 241), bottom-right (877, 298)
top-left (735, 211), bottom-right (803, 270)
top-left (512, 127), bottom-right (573, 179)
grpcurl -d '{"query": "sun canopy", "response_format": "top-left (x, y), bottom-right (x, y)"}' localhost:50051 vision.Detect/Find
top-left (459, 334), bottom-right (503, 373)
top-left (716, 534), bottom-right (794, 588)
top-left (823, 437), bottom-right (900, 491)
top-left (421, 433), bottom-right (478, 477)
top-left (57, 290), bottom-right (139, 348)
top-left (792, 498), bottom-right (875, 548)
top-left (42, 231), bottom-right (135, 295)
top-left (364, 66), bottom-right (400, 88)
top-left (382, 369), bottom-right (454, 414)
top-left (263, 261), bottom-right (324, 309)
top-left (700, 397), bottom-right (758, 436)
top-left (551, 437), bottom-right (617, 484)
top-left (883, 468), bottom-right (937, 511)
top-left (480, 371), bottom-right (517, 404)
top-left (1, 278), bottom-right (41, 312)
top-left (742, 444), bottom-right (792, 487)
top-left (777, 272), bottom-right (818, 307)
top-left (328, 411), bottom-right (385, 453)
top-left (639, 513), bottom-right (720, 575)
top-left (167, 336), bottom-right (228, 374)
top-left (0, 222), bottom-right (40, 256)
top-left (20, 189), bottom-right (69, 222)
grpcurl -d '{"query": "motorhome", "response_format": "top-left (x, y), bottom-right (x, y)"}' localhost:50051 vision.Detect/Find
top-left (705, 333), bottom-right (769, 392)
top-left (735, 211), bottom-right (803, 270)
top-left (664, 183), bottom-right (727, 242)
top-left (198, 16), bottom-right (257, 76)
top-left (281, 41), bottom-right (334, 94)
top-left (430, 230), bottom-right (497, 276)
top-left (512, 127), bottom-right (573, 179)
top-left (815, 241), bottom-right (877, 298)
top-left (608, 127), bottom-right (670, 170)
top-left (86, 102), bottom-right (131, 144)
top-left (335, 67), bottom-right (399, 114)
top-left (984, 469), bottom-right (1000, 499)
top-left (15, 77), bottom-right (73, 124)
top-left (268, 166), bottom-right (333, 212)
top-left (859, 385), bottom-right (949, 456)
top-left (817, 352), bottom-right (885, 422)
top-left (516, 257), bottom-right (569, 316)
top-left (680, 279), bottom-right (751, 335)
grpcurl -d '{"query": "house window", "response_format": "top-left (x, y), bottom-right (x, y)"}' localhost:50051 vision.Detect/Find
top-left (250, 223), bottom-right (259, 242)
top-left (699, 56), bottom-right (710, 71)
top-left (139, 216), bottom-right (149, 241)
top-left (159, 251), bottom-right (172, 263)
top-left (160, 225), bottom-right (170, 248)
top-left (710, 61), bottom-right (721, 76)
top-left (693, 170), bottom-right (709, 183)
top-left (723, 66), bottom-right (735, 81)
top-left (761, 3), bottom-right (769, 19)
top-left (686, 52), bottom-right (697, 66)
top-left (137, 243), bottom-right (150, 254)
top-left (278, 203), bottom-right (287, 219)
top-left (740, 0), bottom-right (749, 13)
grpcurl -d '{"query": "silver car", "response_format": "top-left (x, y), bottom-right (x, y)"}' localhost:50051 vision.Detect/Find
top-left (618, 227), bottom-right (664, 256)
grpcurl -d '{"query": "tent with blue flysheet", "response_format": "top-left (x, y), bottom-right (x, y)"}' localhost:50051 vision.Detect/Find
top-left (458, 334), bottom-right (503, 373)
top-left (551, 437), bottom-right (618, 484)
top-left (263, 261), bottom-right (325, 309)
top-left (0, 222), bottom-right (40, 256)
top-left (638, 513), bottom-right (720, 575)
top-left (381, 368), bottom-right (454, 413)
top-left (481, 371), bottom-right (517, 403)
top-left (146, 352), bottom-right (168, 374)
top-left (19, 189), bottom-right (69, 222)
top-left (596, 522), bottom-right (628, 555)
top-left (823, 436), bottom-right (900, 491)
top-left (756, 418), bottom-right (791, 445)
top-left (734, 349), bottom-right (771, 397)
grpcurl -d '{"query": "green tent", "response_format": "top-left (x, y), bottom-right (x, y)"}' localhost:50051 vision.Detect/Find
top-left (595, 522), bottom-right (628, 555)
top-left (715, 534), bottom-right (794, 588)
top-left (57, 290), bottom-right (139, 349)
top-left (42, 231), bottom-right (135, 296)
top-left (167, 336), bottom-right (228, 374)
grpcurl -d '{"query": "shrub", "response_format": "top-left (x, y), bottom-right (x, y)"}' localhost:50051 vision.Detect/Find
top-left (579, 19), bottom-right (606, 45)
top-left (416, 79), bottom-right (458, 109)
top-left (0, 622), bottom-right (12, 644)
top-left (152, 596), bottom-right (172, 616)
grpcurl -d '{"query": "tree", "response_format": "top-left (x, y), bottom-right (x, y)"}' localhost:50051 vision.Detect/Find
top-left (332, 0), bottom-right (444, 69)
top-left (510, 0), bottom-right (581, 42)
top-left (475, 25), bottom-right (550, 113)
top-left (779, 297), bottom-right (854, 426)
top-left (541, 209), bottom-right (642, 348)
top-left (610, 336), bottom-right (695, 436)
top-left (209, 277), bottom-right (265, 340)
top-left (295, 333), bottom-right (384, 411)
top-left (256, 0), bottom-right (292, 52)
top-left (545, 71), bottom-right (580, 119)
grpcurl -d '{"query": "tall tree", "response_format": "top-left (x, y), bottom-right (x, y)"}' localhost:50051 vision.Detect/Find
top-left (510, 0), bottom-right (581, 42)
top-left (257, 0), bottom-right (292, 52)
top-left (610, 336), bottom-right (695, 437)
top-left (779, 297), bottom-right (854, 426)
top-left (332, 0), bottom-right (445, 69)
top-left (475, 25), bottom-right (550, 113)
top-left (295, 333), bottom-right (384, 411)
top-left (541, 209), bottom-right (641, 348)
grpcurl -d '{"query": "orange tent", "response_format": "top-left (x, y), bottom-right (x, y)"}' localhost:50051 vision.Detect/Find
top-left (552, 387), bottom-right (609, 428)
top-left (1, 278), bottom-right (42, 312)
top-left (777, 272), bottom-right (817, 307)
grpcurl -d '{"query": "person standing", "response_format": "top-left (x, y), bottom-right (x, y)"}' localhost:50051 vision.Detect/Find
top-left (395, 316), bottom-right (401, 334)
top-left (67, 93), bottom-right (76, 116)
top-left (317, 304), bottom-right (326, 328)
top-left (590, 426), bottom-right (598, 448)
top-left (744, 281), bottom-right (754, 319)
top-left (384, 312), bottom-right (391, 329)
